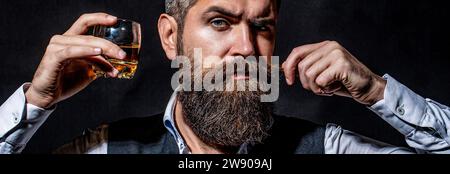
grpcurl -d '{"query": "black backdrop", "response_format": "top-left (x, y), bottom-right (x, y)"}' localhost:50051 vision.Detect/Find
top-left (1, 0), bottom-right (449, 153)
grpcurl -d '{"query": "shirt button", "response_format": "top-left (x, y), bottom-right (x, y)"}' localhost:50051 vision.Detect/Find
top-left (12, 113), bottom-right (20, 124)
top-left (396, 105), bottom-right (405, 116)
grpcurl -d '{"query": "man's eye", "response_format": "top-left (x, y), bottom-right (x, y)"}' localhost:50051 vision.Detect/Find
top-left (210, 18), bottom-right (230, 30)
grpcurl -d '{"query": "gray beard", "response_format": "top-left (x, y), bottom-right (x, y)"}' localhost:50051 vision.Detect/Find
top-left (178, 89), bottom-right (274, 152)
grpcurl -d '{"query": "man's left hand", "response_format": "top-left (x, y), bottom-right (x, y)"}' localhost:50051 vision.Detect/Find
top-left (282, 41), bottom-right (386, 106)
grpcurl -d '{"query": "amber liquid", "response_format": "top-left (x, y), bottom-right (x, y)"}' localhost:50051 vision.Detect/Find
top-left (94, 44), bottom-right (140, 79)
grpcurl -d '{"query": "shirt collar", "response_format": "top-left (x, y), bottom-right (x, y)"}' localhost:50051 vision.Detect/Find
top-left (162, 90), bottom-right (190, 154)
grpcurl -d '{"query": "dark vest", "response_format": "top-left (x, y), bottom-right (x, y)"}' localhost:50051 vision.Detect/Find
top-left (108, 113), bottom-right (325, 154)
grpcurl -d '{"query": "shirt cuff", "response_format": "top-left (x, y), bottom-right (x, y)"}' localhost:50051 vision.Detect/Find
top-left (0, 83), bottom-right (54, 151)
top-left (369, 74), bottom-right (427, 135)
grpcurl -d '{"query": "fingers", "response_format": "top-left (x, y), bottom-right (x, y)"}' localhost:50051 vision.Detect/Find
top-left (284, 41), bottom-right (355, 96)
top-left (84, 55), bottom-right (119, 77)
top-left (296, 42), bottom-right (343, 92)
top-left (53, 45), bottom-right (117, 75)
top-left (315, 64), bottom-right (350, 98)
top-left (283, 41), bottom-right (329, 85)
top-left (64, 13), bottom-right (117, 35)
top-left (54, 45), bottom-right (101, 59)
top-left (301, 53), bottom-right (333, 94)
top-left (315, 63), bottom-right (341, 91)
top-left (50, 35), bottom-right (127, 60)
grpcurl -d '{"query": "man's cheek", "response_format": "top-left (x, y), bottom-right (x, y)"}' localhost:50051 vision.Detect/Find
top-left (256, 38), bottom-right (275, 56)
top-left (195, 28), bottom-right (220, 44)
top-left (202, 55), bottom-right (222, 69)
top-left (195, 28), bottom-right (231, 54)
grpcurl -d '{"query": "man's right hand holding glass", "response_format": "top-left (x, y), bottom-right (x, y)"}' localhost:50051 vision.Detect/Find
top-left (25, 13), bottom-right (127, 109)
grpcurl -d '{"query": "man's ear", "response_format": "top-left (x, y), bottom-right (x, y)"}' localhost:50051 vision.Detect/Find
top-left (158, 14), bottom-right (178, 60)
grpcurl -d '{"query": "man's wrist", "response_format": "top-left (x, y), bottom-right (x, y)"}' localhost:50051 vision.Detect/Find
top-left (25, 86), bottom-right (54, 109)
top-left (365, 75), bottom-right (386, 106)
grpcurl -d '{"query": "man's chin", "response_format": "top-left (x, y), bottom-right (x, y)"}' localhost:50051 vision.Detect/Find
top-left (178, 89), bottom-right (274, 151)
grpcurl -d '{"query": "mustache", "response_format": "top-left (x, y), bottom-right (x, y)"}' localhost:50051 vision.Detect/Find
top-left (179, 57), bottom-right (276, 93)
top-left (196, 58), bottom-right (272, 80)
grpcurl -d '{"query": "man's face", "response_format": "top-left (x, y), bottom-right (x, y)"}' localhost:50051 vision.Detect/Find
top-left (175, 0), bottom-right (277, 151)
top-left (181, 0), bottom-right (277, 66)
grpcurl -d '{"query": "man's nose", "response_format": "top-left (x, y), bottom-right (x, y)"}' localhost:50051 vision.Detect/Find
top-left (229, 26), bottom-right (256, 57)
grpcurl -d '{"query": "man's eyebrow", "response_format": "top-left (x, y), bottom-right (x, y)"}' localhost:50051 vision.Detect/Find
top-left (251, 18), bottom-right (276, 26)
top-left (203, 5), bottom-right (276, 26)
top-left (203, 6), bottom-right (242, 19)
top-left (253, 4), bottom-right (276, 26)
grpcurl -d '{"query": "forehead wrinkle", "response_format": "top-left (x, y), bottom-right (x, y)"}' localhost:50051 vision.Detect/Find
top-left (243, 0), bottom-right (275, 21)
top-left (205, 0), bottom-right (244, 17)
top-left (196, 0), bottom-right (276, 21)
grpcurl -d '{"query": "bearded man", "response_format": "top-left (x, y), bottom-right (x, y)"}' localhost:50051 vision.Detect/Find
top-left (1, 0), bottom-right (450, 154)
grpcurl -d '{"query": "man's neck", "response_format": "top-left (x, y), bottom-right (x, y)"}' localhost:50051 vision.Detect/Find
top-left (174, 100), bottom-right (224, 154)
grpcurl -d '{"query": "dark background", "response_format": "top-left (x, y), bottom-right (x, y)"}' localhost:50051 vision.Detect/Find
top-left (0, 0), bottom-right (449, 153)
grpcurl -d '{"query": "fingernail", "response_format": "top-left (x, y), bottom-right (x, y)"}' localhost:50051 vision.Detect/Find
top-left (113, 69), bottom-right (119, 76)
top-left (119, 50), bottom-right (127, 59)
top-left (94, 48), bottom-right (102, 54)
top-left (108, 69), bottom-right (119, 77)
top-left (286, 78), bottom-right (292, 85)
top-left (108, 15), bottom-right (117, 21)
top-left (319, 89), bottom-right (325, 94)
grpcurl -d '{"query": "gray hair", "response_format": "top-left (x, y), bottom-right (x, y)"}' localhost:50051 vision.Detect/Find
top-left (165, 0), bottom-right (197, 27)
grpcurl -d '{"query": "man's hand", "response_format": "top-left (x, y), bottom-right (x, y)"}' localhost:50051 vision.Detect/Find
top-left (282, 41), bottom-right (386, 106)
top-left (25, 13), bottom-right (127, 109)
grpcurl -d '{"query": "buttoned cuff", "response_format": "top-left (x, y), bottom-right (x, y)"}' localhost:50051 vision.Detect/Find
top-left (0, 83), bottom-right (54, 152)
top-left (369, 74), bottom-right (427, 135)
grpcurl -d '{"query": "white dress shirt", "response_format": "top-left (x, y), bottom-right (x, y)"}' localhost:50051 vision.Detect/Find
top-left (1, 74), bottom-right (449, 154)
